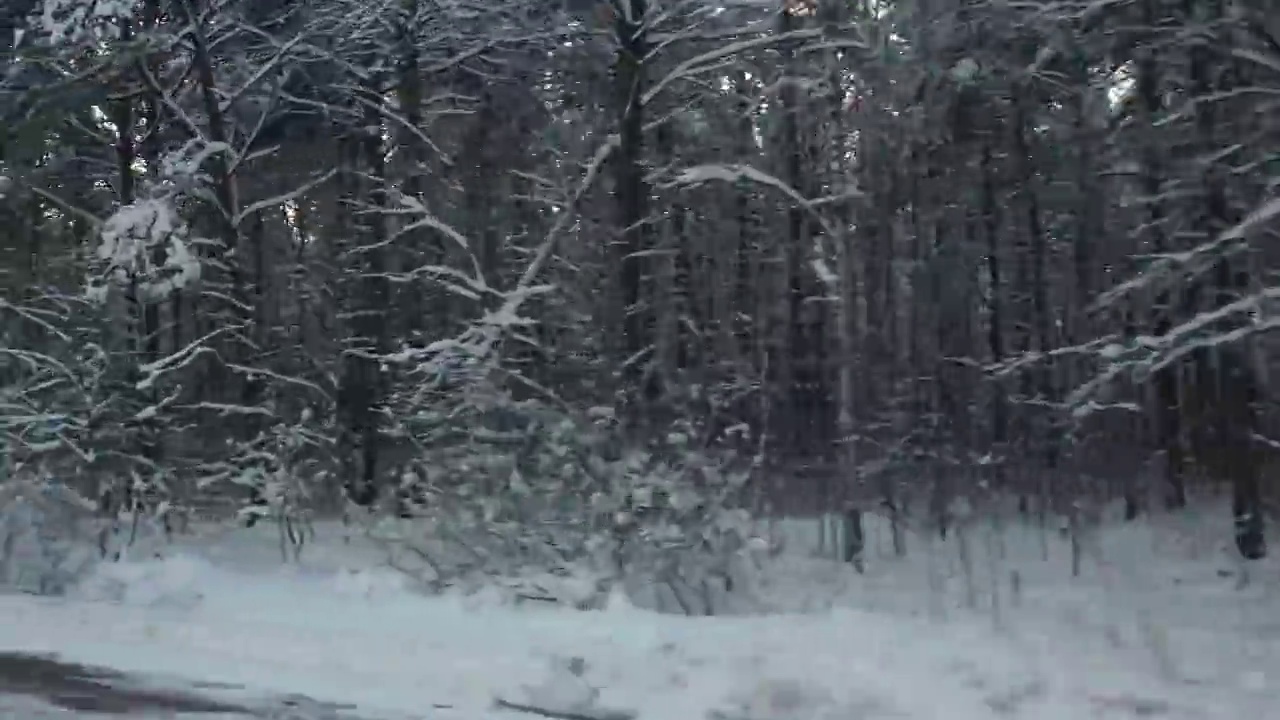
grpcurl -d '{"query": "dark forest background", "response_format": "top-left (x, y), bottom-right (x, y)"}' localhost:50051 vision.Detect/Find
top-left (1, 0), bottom-right (1278, 569)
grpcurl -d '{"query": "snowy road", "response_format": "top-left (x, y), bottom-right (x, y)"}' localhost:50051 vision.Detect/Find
top-left (0, 651), bottom-right (245, 714)
top-left (0, 652), bottom-right (390, 719)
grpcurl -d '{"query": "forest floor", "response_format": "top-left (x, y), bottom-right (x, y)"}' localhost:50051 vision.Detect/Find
top-left (0, 502), bottom-right (1275, 719)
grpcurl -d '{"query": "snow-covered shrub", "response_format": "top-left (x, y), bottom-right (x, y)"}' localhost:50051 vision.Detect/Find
top-left (0, 472), bottom-right (104, 595)
top-left (586, 442), bottom-right (760, 615)
top-left (0, 299), bottom-right (122, 554)
top-left (84, 197), bottom-right (202, 306)
top-left (220, 411), bottom-right (330, 562)
top-left (375, 369), bottom-right (766, 613)
top-left (71, 552), bottom-right (207, 608)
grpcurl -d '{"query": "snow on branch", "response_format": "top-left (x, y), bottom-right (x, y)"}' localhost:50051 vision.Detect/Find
top-left (86, 199), bottom-right (203, 304)
top-left (388, 192), bottom-right (489, 290)
top-left (1087, 237), bottom-right (1250, 315)
top-left (392, 135), bottom-right (619, 378)
top-left (1221, 194), bottom-right (1280, 243)
top-left (1087, 196), bottom-right (1279, 315)
top-left (663, 163), bottom-right (854, 295)
top-left (0, 298), bottom-right (71, 342)
top-left (233, 170), bottom-right (336, 225)
top-left (642, 27), bottom-right (837, 106)
top-left (472, 134), bottom-right (618, 347)
top-left (0, 348), bottom-right (78, 385)
top-left (136, 326), bottom-right (236, 391)
top-left (669, 163), bottom-right (811, 203)
top-left (1055, 196), bottom-right (1280, 417)
top-left (1063, 286), bottom-right (1280, 417)
top-left (987, 335), bottom-right (1121, 380)
top-left (1128, 287), bottom-right (1280, 377)
top-left (37, 0), bottom-right (135, 45)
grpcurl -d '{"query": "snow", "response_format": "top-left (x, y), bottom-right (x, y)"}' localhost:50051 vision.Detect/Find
top-left (38, 0), bottom-right (134, 45)
top-left (0, 507), bottom-right (1276, 720)
top-left (87, 198), bottom-right (202, 304)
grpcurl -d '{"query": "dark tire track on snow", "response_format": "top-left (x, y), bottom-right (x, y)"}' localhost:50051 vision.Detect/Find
top-left (0, 651), bottom-right (251, 714)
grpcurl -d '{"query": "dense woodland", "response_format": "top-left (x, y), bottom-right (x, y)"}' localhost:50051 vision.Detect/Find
top-left (1, 0), bottom-right (1278, 574)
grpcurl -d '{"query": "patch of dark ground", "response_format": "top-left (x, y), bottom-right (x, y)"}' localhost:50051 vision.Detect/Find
top-left (0, 652), bottom-right (379, 718)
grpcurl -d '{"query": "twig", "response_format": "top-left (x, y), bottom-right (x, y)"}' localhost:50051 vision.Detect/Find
top-left (493, 697), bottom-right (637, 720)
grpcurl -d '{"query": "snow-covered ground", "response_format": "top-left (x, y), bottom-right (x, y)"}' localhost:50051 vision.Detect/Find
top-left (0, 505), bottom-right (1276, 720)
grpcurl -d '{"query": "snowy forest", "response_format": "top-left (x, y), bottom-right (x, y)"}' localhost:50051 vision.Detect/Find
top-left (1, 0), bottom-right (1278, 589)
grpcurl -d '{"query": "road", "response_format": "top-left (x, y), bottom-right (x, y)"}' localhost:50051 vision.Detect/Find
top-left (0, 652), bottom-right (383, 719)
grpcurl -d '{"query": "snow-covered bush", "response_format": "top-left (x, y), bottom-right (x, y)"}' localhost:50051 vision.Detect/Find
top-left (375, 369), bottom-right (766, 613)
top-left (0, 293), bottom-right (118, 523)
top-left (0, 313), bottom-right (183, 578)
top-left (227, 412), bottom-right (328, 562)
top-left (71, 552), bottom-right (207, 608)
top-left (0, 472), bottom-right (104, 594)
top-left (84, 197), bottom-right (202, 306)
top-left (586, 442), bottom-right (760, 615)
